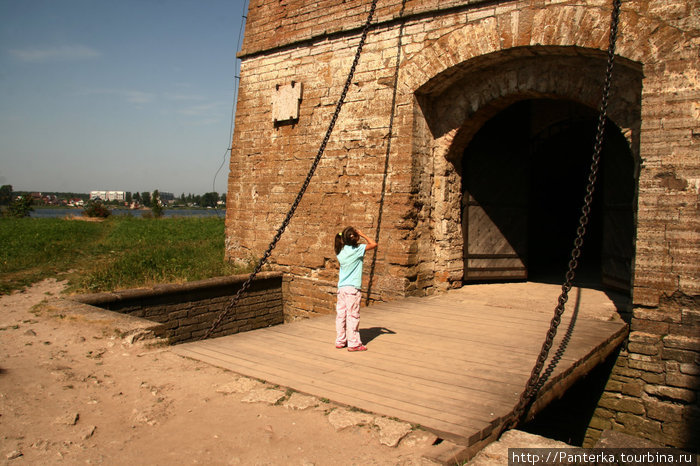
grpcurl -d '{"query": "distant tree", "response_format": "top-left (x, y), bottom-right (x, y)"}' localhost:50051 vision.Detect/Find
top-left (180, 193), bottom-right (186, 203)
top-left (141, 191), bottom-right (151, 207)
top-left (133, 192), bottom-right (142, 204)
top-left (151, 190), bottom-right (163, 218)
top-left (125, 192), bottom-right (132, 204)
top-left (220, 193), bottom-right (227, 204)
top-left (7, 194), bottom-right (33, 218)
top-left (0, 185), bottom-right (12, 205)
top-left (202, 192), bottom-right (218, 208)
top-left (82, 199), bottom-right (111, 218)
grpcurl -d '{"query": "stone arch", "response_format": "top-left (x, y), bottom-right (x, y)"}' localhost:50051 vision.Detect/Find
top-left (425, 50), bottom-right (643, 164)
top-left (398, 3), bottom-right (692, 98)
top-left (402, 43), bottom-right (644, 292)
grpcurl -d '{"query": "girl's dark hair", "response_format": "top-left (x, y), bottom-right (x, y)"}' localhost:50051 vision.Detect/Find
top-left (334, 226), bottom-right (358, 255)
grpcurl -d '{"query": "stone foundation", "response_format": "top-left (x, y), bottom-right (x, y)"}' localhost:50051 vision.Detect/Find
top-left (585, 293), bottom-right (700, 450)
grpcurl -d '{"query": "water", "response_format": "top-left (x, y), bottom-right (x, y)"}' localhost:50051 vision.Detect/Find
top-left (29, 208), bottom-right (226, 219)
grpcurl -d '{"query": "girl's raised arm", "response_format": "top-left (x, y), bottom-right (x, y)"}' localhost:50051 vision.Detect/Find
top-left (355, 229), bottom-right (378, 251)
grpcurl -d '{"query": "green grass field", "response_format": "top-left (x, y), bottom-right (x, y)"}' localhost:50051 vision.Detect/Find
top-left (0, 216), bottom-right (251, 295)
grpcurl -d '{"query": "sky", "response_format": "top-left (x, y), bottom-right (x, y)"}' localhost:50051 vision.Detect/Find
top-left (0, 0), bottom-right (248, 195)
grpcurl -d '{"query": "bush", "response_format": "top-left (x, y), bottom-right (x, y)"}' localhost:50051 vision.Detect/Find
top-left (6, 195), bottom-right (33, 218)
top-left (82, 200), bottom-right (111, 218)
top-left (151, 190), bottom-right (164, 218)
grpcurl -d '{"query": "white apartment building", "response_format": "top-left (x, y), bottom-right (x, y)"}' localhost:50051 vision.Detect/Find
top-left (90, 190), bottom-right (125, 202)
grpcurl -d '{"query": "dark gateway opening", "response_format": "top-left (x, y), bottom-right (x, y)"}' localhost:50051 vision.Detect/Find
top-left (462, 99), bottom-right (636, 293)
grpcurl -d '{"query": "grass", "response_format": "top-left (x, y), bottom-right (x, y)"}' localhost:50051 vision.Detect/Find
top-left (0, 216), bottom-right (252, 295)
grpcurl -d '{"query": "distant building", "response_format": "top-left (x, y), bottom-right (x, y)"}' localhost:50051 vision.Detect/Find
top-left (90, 190), bottom-right (125, 202)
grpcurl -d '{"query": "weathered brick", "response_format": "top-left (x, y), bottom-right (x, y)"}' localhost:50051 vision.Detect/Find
top-left (588, 416), bottom-right (612, 431)
top-left (664, 335), bottom-right (700, 351)
top-left (598, 393), bottom-right (645, 415)
top-left (605, 379), bottom-right (623, 392)
top-left (630, 319), bottom-right (670, 335)
top-left (662, 347), bottom-right (700, 364)
top-left (644, 385), bottom-right (696, 404)
top-left (644, 397), bottom-right (689, 423)
top-left (628, 342), bottom-right (660, 356)
top-left (666, 371), bottom-right (700, 390)
top-left (628, 357), bottom-right (664, 374)
top-left (614, 413), bottom-right (662, 439)
top-left (628, 331), bottom-right (664, 344)
top-left (679, 363), bottom-right (700, 376)
top-left (639, 371), bottom-right (666, 385)
top-left (621, 380), bottom-right (644, 398)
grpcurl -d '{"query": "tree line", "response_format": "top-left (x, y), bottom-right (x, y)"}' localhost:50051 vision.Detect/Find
top-left (126, 192), bottom-right (225, 208)
top-left (0, 185), bottom-right (226, 208)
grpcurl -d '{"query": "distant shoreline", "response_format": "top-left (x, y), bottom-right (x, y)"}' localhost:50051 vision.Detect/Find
top-left (25, 207), bottom-right (226, 219)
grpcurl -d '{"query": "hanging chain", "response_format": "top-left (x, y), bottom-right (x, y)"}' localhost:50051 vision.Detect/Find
top-left (503, 0), bottom-right (622, 430)
top-left (203, 0), bottom-right (379, 340)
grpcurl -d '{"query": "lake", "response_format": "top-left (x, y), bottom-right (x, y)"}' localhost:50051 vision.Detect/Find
top-left (30, 208), bottom-right (226, 219)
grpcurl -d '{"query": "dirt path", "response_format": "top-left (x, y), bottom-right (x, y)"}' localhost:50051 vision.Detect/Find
top-left (0, 280), bottom-right (439, 465)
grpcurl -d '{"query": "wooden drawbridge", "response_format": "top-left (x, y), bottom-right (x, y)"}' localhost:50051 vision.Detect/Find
top-left (173, 282), bottom-right (628, 460)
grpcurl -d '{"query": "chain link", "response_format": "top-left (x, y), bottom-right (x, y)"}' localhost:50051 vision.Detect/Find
top-left (503, 0), bottom-right (622, 430)
top-left (203, 0), bottom-right (379, 340)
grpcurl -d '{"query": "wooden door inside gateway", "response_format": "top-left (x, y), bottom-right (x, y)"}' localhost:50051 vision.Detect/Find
top-left (461, 104), bottom-right (530, 281)
top-left (461, 99), bottom-right (636, 292)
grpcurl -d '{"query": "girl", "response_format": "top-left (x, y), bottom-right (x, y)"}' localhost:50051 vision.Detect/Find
top-left (334, 226), bottom-right (377, 351)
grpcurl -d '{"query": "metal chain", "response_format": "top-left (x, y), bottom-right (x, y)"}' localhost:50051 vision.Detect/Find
top-left (503, 0), bottom-right (622, 430)
top-left (203, 0), bottom-right (379, 340)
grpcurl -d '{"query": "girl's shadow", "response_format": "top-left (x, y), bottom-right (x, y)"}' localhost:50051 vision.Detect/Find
top-left (360, 327), bottom-right (395, 344)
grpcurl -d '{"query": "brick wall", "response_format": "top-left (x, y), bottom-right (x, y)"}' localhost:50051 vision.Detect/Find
top-left (72, 273), bottom-right (284, 344)
top-left (227, 0), bottom-right (699, 449)
top-left (583, 294), bottom-right (700, 449)
top-left (240, 0), bottom-right (494, 58)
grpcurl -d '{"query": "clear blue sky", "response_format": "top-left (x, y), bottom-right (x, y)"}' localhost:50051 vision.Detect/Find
top-left (0, 0), bottom-right (248, 195)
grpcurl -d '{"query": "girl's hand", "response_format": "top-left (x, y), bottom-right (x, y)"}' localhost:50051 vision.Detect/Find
top-left (356, 229), bottom-right (377, 250)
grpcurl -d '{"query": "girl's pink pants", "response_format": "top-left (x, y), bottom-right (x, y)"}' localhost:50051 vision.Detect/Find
top-left (336, 286), bottom-right (362, 348)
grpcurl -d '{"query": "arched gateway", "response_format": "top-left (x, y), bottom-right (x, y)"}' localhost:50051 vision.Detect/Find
top-left (410, 50), bottom-right (642, 295)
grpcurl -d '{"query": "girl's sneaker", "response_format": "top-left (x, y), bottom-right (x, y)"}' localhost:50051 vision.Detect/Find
top-left (348, 345), bottom-right (367, 352)
top-left (335, 343), bottom-right (346, 349)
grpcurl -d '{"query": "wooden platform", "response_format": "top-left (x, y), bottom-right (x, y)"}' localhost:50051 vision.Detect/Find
top-left (173, 282), bottom-right (628, 450)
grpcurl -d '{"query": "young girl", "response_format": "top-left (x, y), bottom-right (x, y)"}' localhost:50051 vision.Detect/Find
top-left (334, 226), bottom-right (377, 351)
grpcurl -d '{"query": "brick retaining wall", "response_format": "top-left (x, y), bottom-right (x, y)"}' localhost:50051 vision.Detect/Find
top-left (72, 273), bottom-right (284, 344)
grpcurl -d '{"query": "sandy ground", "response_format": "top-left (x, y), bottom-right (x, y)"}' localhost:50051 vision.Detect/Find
top-left (0, 280), bottom-right (441, 465)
